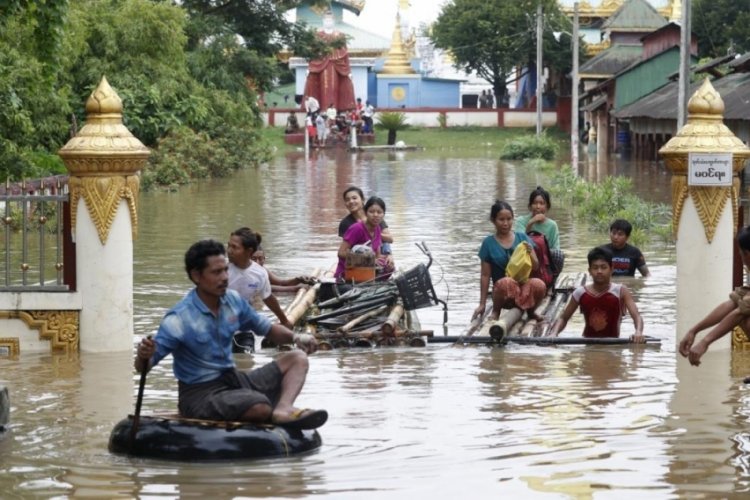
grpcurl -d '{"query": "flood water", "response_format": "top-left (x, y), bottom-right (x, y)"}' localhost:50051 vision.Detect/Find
top-left (3, 148), bottom-right (750, 498)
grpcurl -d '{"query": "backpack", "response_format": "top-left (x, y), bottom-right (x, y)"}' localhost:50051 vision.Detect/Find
top-left (527, 231), bottom-right (555, 288)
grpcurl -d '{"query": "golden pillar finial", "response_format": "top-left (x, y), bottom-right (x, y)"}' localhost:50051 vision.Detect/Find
top-left (380, 12), bottom-right (416, 75)
top-left (58, 76), bottom-right (150, 244)
top-left (659, 78), bottom-right (750, 243)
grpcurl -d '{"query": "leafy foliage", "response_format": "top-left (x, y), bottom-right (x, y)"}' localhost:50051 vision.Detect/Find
top-left (694, 0), bottom-right (750, 57)
top-left (375, 112), bottom-right (409, 131)
top-left (500, 134), bottom-right (558, 160)
top-left (182, 0), bottom-right (334, 92)
top-left (547, 165), bottom-right (672, 248)
top-left (431, 0), bottom-right (574, 99)
top-left (1, 0), bottom-right (291, 187)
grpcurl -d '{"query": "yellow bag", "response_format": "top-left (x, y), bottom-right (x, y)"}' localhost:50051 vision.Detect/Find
top-left (506, 243), bottom-right (532, 283)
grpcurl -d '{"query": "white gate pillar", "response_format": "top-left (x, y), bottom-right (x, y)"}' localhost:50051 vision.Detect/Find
top-left (659, 78), bottom-right (750, 350)
top-left (58, 77), bottom-right (150, 352)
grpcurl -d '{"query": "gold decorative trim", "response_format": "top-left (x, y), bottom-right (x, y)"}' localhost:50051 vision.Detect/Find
top-left (0, 338), bottom-right (20, 357)
top-left (69, 175), bottom-right (139, 244)
top-left (669, 172), bottom-right (741, 242)
top-left (690, 186), bottom-right (731, 243)
top-left (0, 310), bottom-right (79, 353)
top-left (732, 325), bottom-right (750, 351)
top-left (58, 77), bottom-right (149, 244)
top-left (671, 175), bottom-right (688, 239)
top-left (661, 79), bottom-right (750, 241)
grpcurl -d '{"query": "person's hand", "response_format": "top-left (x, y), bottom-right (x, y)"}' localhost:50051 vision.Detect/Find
top-left (293, 333), bottom-right (318, 354)
top-left (137, 336), bottom-right (155, 360)
top-left (297, 275), bottom-right (318, 286)
top-left (688, 340), bottom-right (708, 366)
top-left (522, 241), bottom-right (533, 254)
top-left (472, 304), bottom-right (486, 320)
top-left (530, 213), bottom-right (547, 225)
top-left (630, 333), bottom-right (646, 344)
top-left (678, 331), bottom-right (696, 358)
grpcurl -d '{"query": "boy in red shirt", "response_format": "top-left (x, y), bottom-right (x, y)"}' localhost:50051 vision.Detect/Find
top-left (549, 246), bottom-right (645, 342)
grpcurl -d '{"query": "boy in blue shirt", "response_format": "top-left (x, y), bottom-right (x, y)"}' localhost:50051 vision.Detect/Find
top-left (602, 219), bottom-right (650, 277)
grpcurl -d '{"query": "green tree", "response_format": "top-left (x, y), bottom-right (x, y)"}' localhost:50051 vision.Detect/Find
top-left (182, 0), bottom-right (334, 92)
top-left (0, 0), bottom-right (68, 62)
top-left (0, 13), bottom-right (71, 181)
top-left (694, 0), bottom-right (750, 57)
top-left (431, 0), bottom-right (573, 100)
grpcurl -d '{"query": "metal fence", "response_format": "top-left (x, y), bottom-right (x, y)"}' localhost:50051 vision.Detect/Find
top-left (1, 177), bottom-right (70, 291)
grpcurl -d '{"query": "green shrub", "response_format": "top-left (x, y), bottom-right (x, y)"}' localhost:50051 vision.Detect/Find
top-left (376, 111), bottom-right (409, 130)
top-left (547, 165), bottom-right (673, 248)
top-left (499, 134), bottom-right (558, 160)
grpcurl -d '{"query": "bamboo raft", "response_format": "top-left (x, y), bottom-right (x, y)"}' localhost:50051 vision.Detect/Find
top-left (262, 243), bottom-right (447, 350)
top-left (442, 271), bottom-right (661, 347)
top-left (457, 272), bottom-right (588, 342)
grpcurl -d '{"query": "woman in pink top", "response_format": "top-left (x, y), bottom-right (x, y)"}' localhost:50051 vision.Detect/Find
top-left (335, 196), bottom-right (394, 279)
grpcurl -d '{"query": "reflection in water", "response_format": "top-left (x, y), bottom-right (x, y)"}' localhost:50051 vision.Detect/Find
top-left (3, 152), bottom-right (750, 496)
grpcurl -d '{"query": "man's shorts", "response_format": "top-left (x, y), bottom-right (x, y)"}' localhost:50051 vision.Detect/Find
top-left (178, 362), bottom-right (282, 421)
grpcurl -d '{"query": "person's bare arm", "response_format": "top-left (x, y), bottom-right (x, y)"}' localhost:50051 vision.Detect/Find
top-left (381, 228), bottom-right (394, 244)
top-left (266, 324), bottom-right (317, 354)
top-left (473, 261), bottom-right (492, 319)
top-left (621, 286), bottom-right (644, 343)
top-left (263, 294), bottom-right (294, 330)
top-left (687, 307), bottom-right (745, 366)
top-left (637, 264), bottom-right (651, 277)
top-left (337, 239), bottom-right (352, 259)
top-left (525, 214), bottom-right (546, 232)
top-left (678, 299), bottom-right (737, 357)
top-left (548, 299), bottom-right (578, 337)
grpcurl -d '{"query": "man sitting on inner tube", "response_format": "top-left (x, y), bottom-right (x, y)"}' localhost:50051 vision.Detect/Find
top-left (135, 239), bottom-right (328, 430)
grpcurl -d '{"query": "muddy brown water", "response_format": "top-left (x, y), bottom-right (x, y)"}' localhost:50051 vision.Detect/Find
top-left (2, 149), bottom-right (750, 498)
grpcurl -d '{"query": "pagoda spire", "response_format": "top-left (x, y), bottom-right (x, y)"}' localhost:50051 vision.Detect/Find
top-left (380, 12), bottom-right (416, 75)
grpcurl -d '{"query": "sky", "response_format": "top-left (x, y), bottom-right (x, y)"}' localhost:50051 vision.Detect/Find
top-left (343, 0), bottom-right (448, 39)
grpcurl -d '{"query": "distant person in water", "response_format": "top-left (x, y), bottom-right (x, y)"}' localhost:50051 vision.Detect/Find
top-left (549, 246), bottom-right (644, 342)
top-left (252, 246), bottom-right (317, 294)
top-left (679, 225), bottom-right (750, 366)
top-left (601, 219), bottom-right (650, 277)
top-left (473, 200), bottom-right (546, 322)
top-left (134, 239), bottom-right (326, 429)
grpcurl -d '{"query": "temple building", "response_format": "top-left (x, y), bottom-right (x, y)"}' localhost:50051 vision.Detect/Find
top-left (287, 0), bottom-right (461, 109)
top-left (558, 0), bottom-right (682, 55)
top-left (287, 1), bottom-right (389, 106)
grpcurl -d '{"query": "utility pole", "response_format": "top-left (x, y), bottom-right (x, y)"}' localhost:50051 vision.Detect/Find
top-left (571, 2), bottom-right (579, 169)
top-left (536, 2), bottom-right (543, 136)
top-left (677, 0), bottom-right (691, 128)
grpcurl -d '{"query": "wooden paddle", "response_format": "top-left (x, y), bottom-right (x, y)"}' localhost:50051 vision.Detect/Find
top-left (129, 335), bottom-right (151, 451)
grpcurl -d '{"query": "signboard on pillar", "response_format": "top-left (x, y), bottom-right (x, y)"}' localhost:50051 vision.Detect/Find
top-left (688, 153), bottom-right (733, 186)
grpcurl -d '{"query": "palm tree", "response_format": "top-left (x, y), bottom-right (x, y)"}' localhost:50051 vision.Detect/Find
top-left (375, 112), bottom-right (409, 145)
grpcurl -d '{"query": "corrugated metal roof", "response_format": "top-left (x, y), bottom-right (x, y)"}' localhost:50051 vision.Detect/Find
top-left (579, 44), bottom-right (643, 76)
top-left (582, 95), bottom-right (608, 111)
top-left (603, 0), bottom-right (668, 32)
top-left (614, 72), bottom-right (750, 120)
